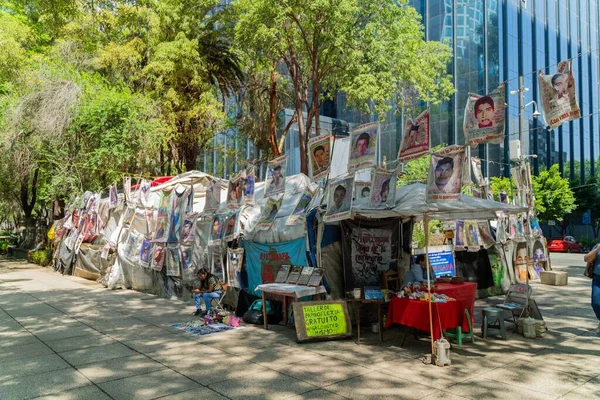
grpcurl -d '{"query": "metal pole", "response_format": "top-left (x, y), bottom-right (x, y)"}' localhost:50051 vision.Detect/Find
top-left (518, 75), bottom-right (531, 315)
top-left (424, 215), bottom-right (434, 356)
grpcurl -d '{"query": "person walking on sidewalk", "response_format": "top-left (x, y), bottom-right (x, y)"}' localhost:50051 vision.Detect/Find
top-left (583, 245), bottom-right (600, 334)
top-left (193, 267), bottom-right (223, 316)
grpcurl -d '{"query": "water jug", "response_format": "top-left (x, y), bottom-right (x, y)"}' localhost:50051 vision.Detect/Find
top-left (433, 338), bottom-right (451, 366)
top-left (523, 317), bottom-right (536, 339)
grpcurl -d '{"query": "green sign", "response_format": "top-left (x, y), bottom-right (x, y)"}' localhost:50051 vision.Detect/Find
top-left (293, 301), bottom-right (352, 342)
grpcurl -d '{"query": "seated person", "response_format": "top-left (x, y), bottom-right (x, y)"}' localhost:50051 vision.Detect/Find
top-left (401, 254), bottom-right (432, 287)
top-left (193, 267), bottom-right (224, 316)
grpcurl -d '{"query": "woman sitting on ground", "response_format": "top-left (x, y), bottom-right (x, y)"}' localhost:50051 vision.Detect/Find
top-left (193, 267), bottom-right (223, 316)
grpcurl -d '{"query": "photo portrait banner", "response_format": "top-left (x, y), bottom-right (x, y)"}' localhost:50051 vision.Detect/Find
top-left (264, 155), bottom-right (287, 197)
top-left (348, 122), bottom-right (378, 172)
top-left (427, 145), bottom-right (464, 201)
top-left (368, 168), bottom-right (397, 209)
top-left (323, 174), bottom-right (354, 223)
top-left (244, 166), bottom-right (256, 205)
top-left (258, 195), bottom-right (283, 230)
top-left (354, 181), bottom-right (371, 200)
top-left (227, 174), bottom-right (243, 209)
top-left (308, 133), bottom-right (331, 181)
top-left (227, 248), bottom-right (244, 288)
top-left (463, 84), bottom-right (506, 147)
top-left (223, 211), bottom-right (240, 242)
top-left (209, 215), bottom-right (225, 246)
top-left (538, 60), bottom-right (581, 128)
top-left (203, 180), bottom-right (221, 213)
top-left (286, 188), bottom-right (315, 226)
top-left (398, 109), bottom-right (430, 163)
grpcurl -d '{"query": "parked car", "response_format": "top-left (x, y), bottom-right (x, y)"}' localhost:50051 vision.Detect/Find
top-left (547, 236), bottom-right (583, 253)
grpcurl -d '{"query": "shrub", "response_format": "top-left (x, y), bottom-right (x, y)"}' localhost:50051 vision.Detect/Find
top-left (0, 242), bottom-right (9, 255)
top-left (30, 249), bottom-right (51, 267)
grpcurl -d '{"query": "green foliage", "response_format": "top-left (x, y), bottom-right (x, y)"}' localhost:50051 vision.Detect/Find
top-left (532, 164), bottom-right (576, 223)
top-left (30, 248), bottom-right (51, 266)
top-left (489, 176), bottom-right (516, 202)
top-left (397, 144), bottom-right (444, 186)
top-left (0, 241), bottom-right (9, 255)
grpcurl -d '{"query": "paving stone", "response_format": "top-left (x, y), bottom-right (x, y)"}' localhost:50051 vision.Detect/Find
top-left (43, 332), bottom-right (118, 353)
top-left (276, 354), bottom-right (372, 387)
top-left (0, 353), bottom-right (70, 381)
top-left (31, 384), bottom-right (112, 400)
top-left (59, 342), bottom-right (138, 366)
top-left (445, 376), bottom-right (557, 399)
top-left (98, 368), bottom-right (200, 400)
top-left (0, 340), bottom-right (53, 362)
top-left (76, 354), bottom-right (166, 383)
top-left (153, 387), bottom-right (228, 399)
top-left (0, 368), bottom-right (90, 400)
top-left (208, 369), bottom-right (318, 400)
top-left (323, 370), bottom-right (438, 400)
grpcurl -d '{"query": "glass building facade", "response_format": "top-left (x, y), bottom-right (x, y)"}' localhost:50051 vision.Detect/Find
top-left (327, 0), bottom-right (600, 182)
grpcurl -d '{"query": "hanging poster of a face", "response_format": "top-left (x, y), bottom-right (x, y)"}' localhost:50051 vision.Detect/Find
top-left (123, 232), bottom-right (139, 259)
top-left (398, 109), bottom-right (430, 163)
top-left (258, 195), bottom-right (284, 230)
top-left (323, 174), bottom-right (354, 223)
top-left (464, 221), bottom-right (480, 251)
top-left (166, 246), bottom-right (181, 277)
top-left (427, 145), bottom-right (464, 201)
top-left (368, 168), bottom-right (397, 208)
top-left (538, 60), bottom-right (581, 128)
top-left (463, 84), bottom-right (506, 147)
top-left (180, 245), bottom-right (194, 273)
top-left (348, 122), bottom-right (378, 172)
top-left (471, 157), bottom-right (484, 187)
top-left (286, 189), bottom-right (315, 225)
top-left (211, 250), bottom-right (225, 282)
top-left (223, 211), bottom-right (239, 241)
top-left (139, 239), bottom-right (152, 266)
top-left (151, 244), bottom-right (166, 271)
top-left (109, 184), bottom-right (118, 209)
top-left (227, 248), bottom-right (244, 288)
top-left (203, 180), bottom-right (222, 213)
top-left (529, 212), bottom-right (541, 237)
top-left (264, 155), bottom-right (287, 197)
top-left (354, 181), bottom-right (371, 200)
top-left (227, 175), bottom-right (243, 209)
top-left (139, 179), bottom-right (152, 208)
top-left (454, 221), bottom-right (466, 249)
top-left (209, 215), bottom-right (225, 246)
top-left (508, 214), bottom-right (518, 239)
top-left (123, 176), bottom-right (132, 203)
top-left (308, 133), bottom-right (331, 181)
top-left (180, 213), bottom-right (198, 243)
top-left (244, 166), bottom-right (256, 205)
top-left (477, 221), bottom-right (495, 249)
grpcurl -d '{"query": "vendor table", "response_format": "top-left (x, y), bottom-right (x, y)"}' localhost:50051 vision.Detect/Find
top-left (255, 283), bottom-right (327, 330)
top-left (385, 297), bottom-right (461, 342)
top-left (346, 298), bottom-right (389, 344)
top-left (434, 282), bottom-right (477, 333)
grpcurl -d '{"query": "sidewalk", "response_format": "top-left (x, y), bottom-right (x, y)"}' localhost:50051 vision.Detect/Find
top-left (0, 258), bottom-right (598, 399)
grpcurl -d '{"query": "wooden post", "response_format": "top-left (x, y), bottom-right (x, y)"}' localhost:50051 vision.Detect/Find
top-left (424, 214), bottom-right (434, 355)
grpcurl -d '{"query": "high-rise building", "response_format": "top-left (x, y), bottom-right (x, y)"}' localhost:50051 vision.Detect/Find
top-left (323, 0), bottom-right (600, 182)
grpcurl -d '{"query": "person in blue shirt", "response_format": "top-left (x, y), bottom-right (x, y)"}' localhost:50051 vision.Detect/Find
top-left (402, 254), bottom-right (431, 287)
top-left (583, 245), bottom-right (600, 335)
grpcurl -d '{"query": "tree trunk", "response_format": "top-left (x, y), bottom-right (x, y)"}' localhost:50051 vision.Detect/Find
top-left (295, 96), bottom-right (307, 175)
top-left (20, 168), bottom-right (39, 220)
top-left (269, 67), bottom-right (280, 157)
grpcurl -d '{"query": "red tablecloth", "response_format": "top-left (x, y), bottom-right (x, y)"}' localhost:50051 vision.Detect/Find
top-left (434, 282), bottom-right (477, 332)
top-left (385, 297), bottom-right (461, 340)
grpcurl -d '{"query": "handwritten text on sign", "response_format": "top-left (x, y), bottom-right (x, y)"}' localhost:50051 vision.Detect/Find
top-left (304, 304), bottom-right (347, 337)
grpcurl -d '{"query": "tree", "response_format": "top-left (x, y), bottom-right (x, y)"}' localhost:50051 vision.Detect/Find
top-left (532, 164), bottom-right (576, 227)
top-left (570, 175), bottom-right (600, 237)
top-left (234, 0), bottom-right (454, 173)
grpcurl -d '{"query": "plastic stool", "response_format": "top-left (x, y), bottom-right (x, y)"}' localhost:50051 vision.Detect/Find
top-left (482, 307), bottom-right (507, 339)
top-left (444, 309), bottom-right (475, 346)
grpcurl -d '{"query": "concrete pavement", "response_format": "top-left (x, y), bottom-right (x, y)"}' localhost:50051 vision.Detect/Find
top-left (0, 254), bottom-right (599, 399)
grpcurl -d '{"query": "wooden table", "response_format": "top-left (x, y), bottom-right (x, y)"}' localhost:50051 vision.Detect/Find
top-left (346, 298), bottom-right (389, 344)
top-left (255, 283), bottom-right (327, 330)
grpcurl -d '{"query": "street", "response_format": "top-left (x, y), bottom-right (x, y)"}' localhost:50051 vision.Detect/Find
top-left (0, 253), bottom-right (599, 400)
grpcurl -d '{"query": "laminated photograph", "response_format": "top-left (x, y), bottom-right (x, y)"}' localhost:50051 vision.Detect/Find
top-left (308, 133), bottom-right (331, 181)
top-left (151, 244), bottom-right (166, 271)
top-left (463, 84), bottom-right (506, 147)
top-left (139, 239), bottom-right (152, 267)
top-left (323, 174), bottom-right (354, 223)
top-left (368, 167), bottom-right (397, 209)
top-left (227, 174), bottom-right (243, 209)
top-left (354, 181), bottom-right (371, 200)
top-left (348, 122), bottom-right (378, 172)
top-left (538, 60), bottom-right (581, 128)
top-left (244, 166), bottom-right (256, 205)
top-left (166, 246), bottom-right (181, 277)
top-left (264, 155), bottom-right (287, 197)
top-left (209, 215), bottom-right (225, 246)
top-left (427, 145), bottom-right (464, 202)
top-left (203, 180), bottom-right (222, 213)
top-left (286, 188), bottom-right (315, 226)
top-left (398, 109), bottom-right (430, 163)
top-left (223, 211), bottom-right (240, 241)
top-left (258, 195), bottom-right (283, 230)
top-left (227, 248), bottom-right (244, 288)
